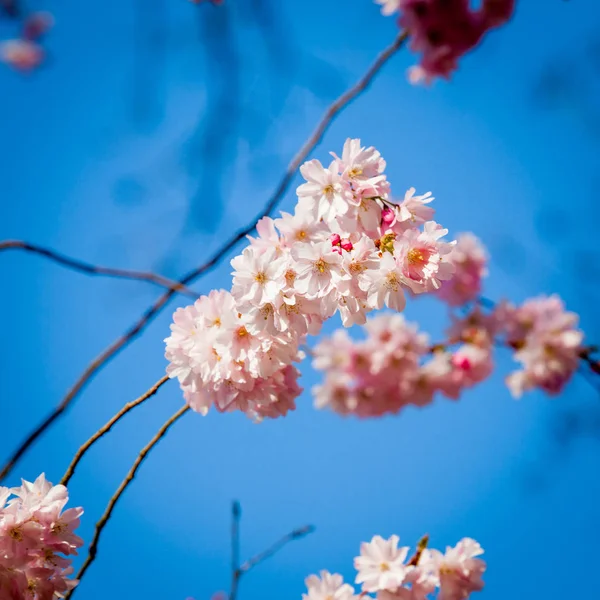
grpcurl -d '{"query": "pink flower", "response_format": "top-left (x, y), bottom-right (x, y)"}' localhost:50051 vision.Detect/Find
top-left (274, 208), bottom-right (329, 248)
top-left (247, 217), bottom-right (283, 254)
top-left (437, 233), bottom-right (487, 306)
top-left (427, 538), bottom-right (486, 600)
top-left (378, 0), bottom-right (515, 83)
top-left (362, 252), bottom-right (407, 312)
top-left (292, 241), bottom-right (347, 299)
top-left (231, 246), bottom-right (286, 306)
top-left (297, 159), bottom-right (354, 222)
top-left (331, 138), bottom-right (390, 199)
top-left (303, 571), bottom-right (357, 600)
top-left (1, 39), bottom-right (44, 72)
top-left (0, 475), bottom-right (83, 599)
top-left (396, 188), bottom-right (435, 226)
top-left (355, 535), bottom-right (410, 593)
top-left (395, 221), bottom-right (454, 293)
top-left (496, 295), bottom-right (583, 397)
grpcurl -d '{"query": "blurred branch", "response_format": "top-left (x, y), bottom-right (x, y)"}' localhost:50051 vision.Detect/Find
top-left (229, 503), bottom-right (314, 600)
top-left (60, 375), bottom-right (170, 487)
top-left (230, 501), bottom-right (241, 600)
top-left (0, 0), bottom-right (19, 18)
top-left (0, 30), bottom-right (408, 484)
top-left (65, 404), bottom-right (190, 599)
top-left (0, 240), bottom-right (198, 298)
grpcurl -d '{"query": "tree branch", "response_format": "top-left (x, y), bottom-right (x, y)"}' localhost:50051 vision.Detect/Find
top-left (230, 501), bottom-right (242, 600)
top-left (229, 503), bottom-right (314, 600)
top-left (0, 240), bottom-right (198, 298)
top-left (65, 404), bottom-right (190, 599)
top-left (60, 375), bottom-right (170, 487)
top-left (0, 31), bottom-right (408, 483)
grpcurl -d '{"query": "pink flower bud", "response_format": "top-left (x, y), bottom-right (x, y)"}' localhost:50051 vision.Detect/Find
top-left (452, 354), bottom-right (472, 371)
top-left (381, 206), bottom-right (395, 225)
top-left (340, 239), bottom-right (353, 252)
top-left (330, 233), bottom-right (341, 246)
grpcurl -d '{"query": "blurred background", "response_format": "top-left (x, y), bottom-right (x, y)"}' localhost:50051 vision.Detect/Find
top-left (1, 1), bottom-right (600, 599)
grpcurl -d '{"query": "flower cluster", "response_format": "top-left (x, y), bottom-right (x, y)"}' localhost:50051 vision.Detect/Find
top-left (496, 295), bottom-right (584, 397)
top-left (304, 534), bottom-right (485, 600)
top-left (312, 312), bottom-right (492, 418)
top-left (0, 474), bottom-right (83, 599)
top-left (375, 0), bottom-right (515, 83)
top-left (436, 234), bottom-right (487, 307)
top-left (313, 225), bottom-right (587, 417)
top-left (165, 138), bottom-right (456, 419)
top-left (0, 12), bottom-right (53, 72)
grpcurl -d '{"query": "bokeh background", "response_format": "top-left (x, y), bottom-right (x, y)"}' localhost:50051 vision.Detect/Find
top-left (2, 1), bottom-right (600, 599)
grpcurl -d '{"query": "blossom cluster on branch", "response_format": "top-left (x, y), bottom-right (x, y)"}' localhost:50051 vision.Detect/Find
top-left (304, 534), bottom-right (485, 600)
top-left (0, 474), bottom-right (82, 599)
top-left (165, 138), bottom-right (591, 421)
top-left (165, 138), bottom-right (457, 420)
top-left (0, 11), bottom-right (53, 72)
top-left (313, 231), bottom-right (587, 417)
top-left (375, 0), bottom-right (515, 83)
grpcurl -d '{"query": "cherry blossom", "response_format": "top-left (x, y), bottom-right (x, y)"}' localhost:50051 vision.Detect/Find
top-left (355, 535), bottom-right (410, 593)
top-left (437, 233), bottom-right (487, 306)
top-left (304, 534), bottom-right (485, 600)
top-left (0, 474), bottom-right (83, 599)
top-left (427, 538), bottom-right (486, 600)
top-left (375, 0), bottom-right (516, 83)
top-left (303, 571), bottom-right (358, 600)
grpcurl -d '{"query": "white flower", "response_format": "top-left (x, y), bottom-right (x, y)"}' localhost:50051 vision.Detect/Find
top-left (231, 246), bottom-right (286, 306)
top-left (362, 252), bottom-right (406, 312)
top-left (292, 240), bottom-right (347, 299)
top-left (303, 571), bottom-right (357, 600)
top-left (354, 535), bottom-right (410, 593)
top-left (297, 159), bottom-right (354, 222)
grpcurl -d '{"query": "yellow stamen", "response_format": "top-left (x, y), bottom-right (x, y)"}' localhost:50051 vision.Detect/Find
top-left (407, 248), bottom-right (425, 265)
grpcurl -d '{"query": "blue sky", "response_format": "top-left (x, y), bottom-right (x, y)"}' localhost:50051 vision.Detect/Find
top-left (1, 1), bottom-right (600, 599)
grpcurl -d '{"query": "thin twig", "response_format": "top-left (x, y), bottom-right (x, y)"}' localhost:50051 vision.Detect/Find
top-left (65, 404), bottom-right (190, 599)
top-left (0, 240), bottom-right (198, 298)
top-left (229, 516), bottom-right (314, 600)
top-left (240, 525), bottom-right (315, 573)
top-left (0, 31), bottom-right (408, 484)
top-left (230, 501), bottom-right (242, 600)
top-left (60, 375), bottom-right (170, 487)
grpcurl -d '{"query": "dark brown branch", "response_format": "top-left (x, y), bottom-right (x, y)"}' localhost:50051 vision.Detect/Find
top-left (0, 31), bottom-right (408, 484)
top-left (65, 404), bottom-right (190, 599)
top-left (0, 240), bottom-right (198, 298)
top-left (60, 375), bottom-right (170, 487)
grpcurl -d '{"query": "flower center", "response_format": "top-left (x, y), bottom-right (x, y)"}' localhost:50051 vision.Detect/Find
top-left (323, 184), bottom-right (335, 196)
top-left (295, 230), bottom-right (307, 241)
top-left (380, 562), bottom-right (390, 572)
top-left (254, 271), bottom-right (267, 284)
top-left (349, 261), bottom-right (365, 275)
top-left (386, 271), bottom-right (400, 290)
top-left (285, 269), bottom-right (297, 285)
top-left (261, 304), bottom-right (274, 320)
top-left (9, 527), bottom-right (23, 541)
top-left (407, 248), bottom-right (425, 265)
top-left (314, 258), bottom-right (328, 274)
